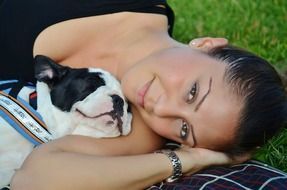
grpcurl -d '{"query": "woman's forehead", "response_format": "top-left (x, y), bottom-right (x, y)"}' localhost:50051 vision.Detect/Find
top-left (164, 52), bottom-right (240, 148)
top-left (192, 75), bottom-right (242, 149)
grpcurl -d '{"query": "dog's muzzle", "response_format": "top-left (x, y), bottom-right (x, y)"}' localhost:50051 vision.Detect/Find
top-left (75, 94), bottom-right (126, 134)
top-left (110, 94), bottom-right (124, 133)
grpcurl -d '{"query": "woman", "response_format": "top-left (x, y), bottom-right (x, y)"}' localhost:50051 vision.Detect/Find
top-left (0, 0), bottom-right (286, 189)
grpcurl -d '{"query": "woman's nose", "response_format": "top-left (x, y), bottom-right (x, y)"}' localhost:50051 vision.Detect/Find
top-left (153, 96), bottom-right (180, 117)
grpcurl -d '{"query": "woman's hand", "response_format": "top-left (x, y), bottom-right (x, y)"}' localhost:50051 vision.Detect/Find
top-left (188, 37), bottom-right (228, 52)
top-left (175, 146), bottom-right (250, 176)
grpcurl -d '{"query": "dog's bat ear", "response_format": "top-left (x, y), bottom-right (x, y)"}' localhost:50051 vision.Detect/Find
top-left (34, 55), bottom-right (69, 86)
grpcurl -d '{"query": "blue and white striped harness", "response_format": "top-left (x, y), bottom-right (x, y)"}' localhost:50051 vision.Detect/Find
top-left (0, 80), bottom-right (53, 146)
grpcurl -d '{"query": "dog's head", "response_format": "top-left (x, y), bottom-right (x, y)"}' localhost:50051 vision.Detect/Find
top-left (34, 55), bottom-right (132, 138)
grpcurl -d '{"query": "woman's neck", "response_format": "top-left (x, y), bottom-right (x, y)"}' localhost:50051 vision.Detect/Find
top-left (116, 31), bottom-right (185, 80)
top-left (59, 12), bottom-right (185, 80)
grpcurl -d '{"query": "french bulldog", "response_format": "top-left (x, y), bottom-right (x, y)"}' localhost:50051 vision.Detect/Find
top-left (0, 55), bottom-right (132, 187)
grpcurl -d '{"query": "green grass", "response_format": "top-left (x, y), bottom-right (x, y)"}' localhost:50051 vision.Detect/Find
top-left (168, 0), bottom-right (287, 172)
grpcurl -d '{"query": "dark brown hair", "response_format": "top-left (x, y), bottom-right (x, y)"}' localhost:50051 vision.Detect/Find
top-left (208, 46), bottom-right (287, 156)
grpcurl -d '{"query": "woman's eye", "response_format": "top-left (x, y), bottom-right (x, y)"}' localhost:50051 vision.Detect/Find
top-left (187, 82), bottom-right (197, 103)
top-left (180, 120), bottom-right (189, 141)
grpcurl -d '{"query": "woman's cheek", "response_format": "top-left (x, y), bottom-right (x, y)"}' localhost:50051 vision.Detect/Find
top-left (147, 118), bottom-right (177, 139)
top-left (121, 71), bottom-right (136, 99)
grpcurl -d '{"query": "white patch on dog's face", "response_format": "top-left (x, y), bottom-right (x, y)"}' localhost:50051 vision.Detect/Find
top-left (70, 68), bottom-right (132, 138)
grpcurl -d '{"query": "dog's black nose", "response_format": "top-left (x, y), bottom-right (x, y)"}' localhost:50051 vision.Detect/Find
top-left (111, 95), bottom-right (124, 116)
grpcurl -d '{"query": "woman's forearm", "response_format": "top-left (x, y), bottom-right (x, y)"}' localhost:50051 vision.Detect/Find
top-left (47, 130), bottom-right (165, 156)
top-left (52, 116), bottom-right (166, 156)
top-left (11, 120), bottom-right (167, 190)
top-left (11, 139), bottom-right (237, 190)
top-left (11, 145), bottom-right (173, 190)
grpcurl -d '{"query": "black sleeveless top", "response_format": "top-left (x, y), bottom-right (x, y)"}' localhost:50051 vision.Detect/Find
top-left (0, 0), bottom-right (174, 82)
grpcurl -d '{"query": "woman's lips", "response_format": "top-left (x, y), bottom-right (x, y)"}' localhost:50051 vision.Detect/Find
top-left (137, 77), bottom-right (155, 108)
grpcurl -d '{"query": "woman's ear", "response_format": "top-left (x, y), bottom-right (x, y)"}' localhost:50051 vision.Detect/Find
top-left (189, 37), bottom-right (228, 52)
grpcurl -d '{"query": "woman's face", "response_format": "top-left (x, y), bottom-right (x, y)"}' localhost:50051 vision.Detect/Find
top-left (121, 47), bottom-right (242, 150)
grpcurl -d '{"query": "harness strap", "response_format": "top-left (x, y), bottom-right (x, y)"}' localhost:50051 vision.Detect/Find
top-left (0, 79), bottom-right (37, 110)
top-left (0, 91), bottom-right (53, 145)
top-left (0, 80), bottom-right (53, 146)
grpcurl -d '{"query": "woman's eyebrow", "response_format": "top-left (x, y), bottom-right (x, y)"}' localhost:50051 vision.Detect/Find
top-left (194, 77), bottom-right (212, 112)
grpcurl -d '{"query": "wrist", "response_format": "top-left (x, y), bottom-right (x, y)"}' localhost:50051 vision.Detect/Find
top-left (155, 149), bottom-right (182, 182)
top-left (174, 150), bottom-right (198, 175)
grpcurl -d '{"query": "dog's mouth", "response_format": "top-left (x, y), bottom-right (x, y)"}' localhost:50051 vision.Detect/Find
top-left (75, 108), bottom-right (123, 134)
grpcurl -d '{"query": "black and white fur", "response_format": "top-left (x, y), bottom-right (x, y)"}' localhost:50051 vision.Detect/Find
top-left (0, 55), bottom-right (132, 187)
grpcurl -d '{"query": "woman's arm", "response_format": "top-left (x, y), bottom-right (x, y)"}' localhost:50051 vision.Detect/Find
top-left (48, 108), bottom-right (166, 156)
top-left (10, 101), bottom-right (242, 190)
top-left (11, 140), bottom-right (233, 190)
top-left (11, 143), bottom-right (172, 190)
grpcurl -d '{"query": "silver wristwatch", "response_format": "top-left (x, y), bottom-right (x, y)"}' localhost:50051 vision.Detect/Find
top-left (155, 150), bottom-right (182, 182)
